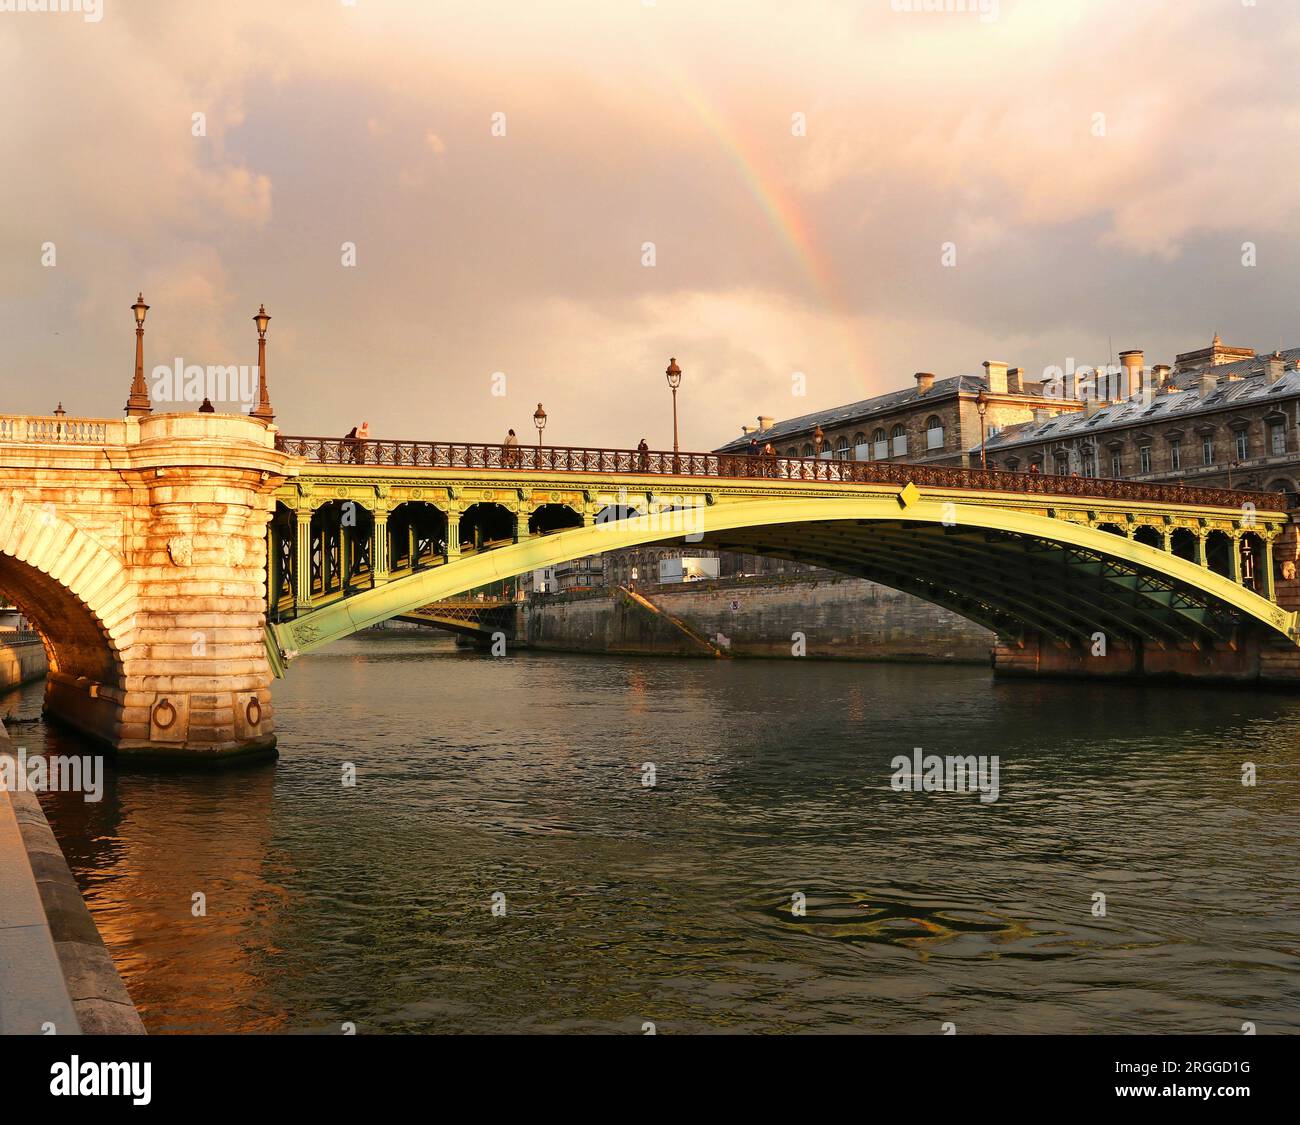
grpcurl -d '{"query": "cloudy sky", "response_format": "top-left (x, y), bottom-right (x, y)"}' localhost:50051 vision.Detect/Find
top-left (2, 0), bottom-right (1298, 451)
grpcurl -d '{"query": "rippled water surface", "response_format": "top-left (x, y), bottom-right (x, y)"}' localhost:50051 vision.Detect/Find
top-left (8, 631), bottom-right (1300, 1033)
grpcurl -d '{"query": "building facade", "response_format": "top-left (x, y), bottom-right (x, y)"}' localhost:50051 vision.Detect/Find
top-left (522, 556), bottom-right (604, 594)
top-left (716, 360), bottom-right (1084, 466)
top-left (601, 544), bottom-right (804, 589)
top-left (976, 338), bottom-right (1300, 501)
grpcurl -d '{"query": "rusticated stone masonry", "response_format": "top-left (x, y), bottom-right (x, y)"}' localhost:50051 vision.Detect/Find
top-left (0, 414), bottom-right (297, 765)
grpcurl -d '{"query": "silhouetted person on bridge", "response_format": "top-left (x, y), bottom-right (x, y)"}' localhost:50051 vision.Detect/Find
top-left (637, 438), bottom-right (649, 472)
top-left (343, 425), bottom-right (359, 463)
top-left (504, 428), bottom-right (519, 468)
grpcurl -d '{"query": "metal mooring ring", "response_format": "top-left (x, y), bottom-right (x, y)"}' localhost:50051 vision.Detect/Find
top-left (246, 698), bottom-right (262, 727)
top-left (153, 698), bottom-right (177, 731)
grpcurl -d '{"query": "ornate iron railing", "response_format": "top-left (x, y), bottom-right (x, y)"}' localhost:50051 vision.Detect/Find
top-left (275, 435), bottom-right (1285, 513)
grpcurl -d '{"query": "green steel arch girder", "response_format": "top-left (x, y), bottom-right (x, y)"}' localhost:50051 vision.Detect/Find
top-left (266, 493), bottom-right (1297, 673)
top-left (706, 524), bottom-right (1221, 648)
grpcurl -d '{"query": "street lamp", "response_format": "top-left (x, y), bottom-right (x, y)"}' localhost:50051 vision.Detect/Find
top-left (533, 402), bottom-right (547, 447)
top-left (251, 303), bottom-right (274, 422)
top-left (665, 357), bottom-right (682, 453)
top-left (125, 292), bottom-right (152, 417)
top-left (976, 388), bottom-right (990, 470)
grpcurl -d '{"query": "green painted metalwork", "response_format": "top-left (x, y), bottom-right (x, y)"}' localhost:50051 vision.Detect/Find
top-left (266, 468), bottom-right (1297, 674)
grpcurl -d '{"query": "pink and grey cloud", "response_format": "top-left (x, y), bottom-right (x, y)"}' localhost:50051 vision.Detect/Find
top-left (2, 0), bottom-right (1297, 449)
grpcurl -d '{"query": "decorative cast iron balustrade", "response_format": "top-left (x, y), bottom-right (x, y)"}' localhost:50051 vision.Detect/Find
top-left (275, 434), bottom-right (1285, 513)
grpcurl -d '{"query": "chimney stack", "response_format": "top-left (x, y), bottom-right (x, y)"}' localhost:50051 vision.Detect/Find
top-left (1266, 351), bottom-right (1286, 385)
top-left (1032, 407), bottom-right (1049, 425)
top-left (1007, 367), bottom-right (1024, 394)
top-left (1118, 350), bottom-right (1143, 400)
top-left (741, 424), bottom-right (757, 435)
top-left (1197, 369), bottom-right (1216, 400)
top-left (983, 360), bottom-right (1008, 395)
top-left (914, 372), bottom-right (935, 396)
top-left (757, 415), bottom-right (774, 433)
top-left (1152, 364), bottom-right (1172, 392)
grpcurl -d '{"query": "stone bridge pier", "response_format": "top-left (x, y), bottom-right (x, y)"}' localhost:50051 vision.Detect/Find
top-left (0, 413), bottom-right (297, 766)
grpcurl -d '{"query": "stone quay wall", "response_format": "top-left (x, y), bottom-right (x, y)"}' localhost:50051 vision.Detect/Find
top-left (0, 633), bottom-right (47, 693)
top-left (0, 719), bottom-right (144, 1034)
top-left (522, 573), bottom-right (995, 662)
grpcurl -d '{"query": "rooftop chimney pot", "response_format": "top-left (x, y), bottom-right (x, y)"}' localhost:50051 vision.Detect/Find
top-left (983, 360), bottom-right (1008, 395)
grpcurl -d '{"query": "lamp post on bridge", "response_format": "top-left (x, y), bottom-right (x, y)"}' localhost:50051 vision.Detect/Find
top-left (533, 402), bottom-right (547, 447)
top-left (665, 357), bottom-right (683, 452)
top-left (666, 356), bottom-right (682, 472)
top-left (250, 304), bottom-right (274, 422)
top-left (976, 388), bottom-right (990, 470)
top-left (125, 293), bottom-right (152, 417)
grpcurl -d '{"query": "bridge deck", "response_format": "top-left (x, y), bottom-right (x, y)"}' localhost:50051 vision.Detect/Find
top-left (275, 435), bottom-right (1284, 514)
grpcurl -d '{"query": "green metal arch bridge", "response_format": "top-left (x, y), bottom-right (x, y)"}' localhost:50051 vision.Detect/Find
top-left (264, 435), bottom-right (1297, 680)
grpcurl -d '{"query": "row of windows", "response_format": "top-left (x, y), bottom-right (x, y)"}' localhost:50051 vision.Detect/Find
top-left (1001, 422), bottom-right (1288, 477)
top-left (786, 417), bottom-right (947, 460)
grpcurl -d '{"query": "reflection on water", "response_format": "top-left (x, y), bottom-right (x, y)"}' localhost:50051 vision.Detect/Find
top-left (7, 630), bottom-right (1300, 1033)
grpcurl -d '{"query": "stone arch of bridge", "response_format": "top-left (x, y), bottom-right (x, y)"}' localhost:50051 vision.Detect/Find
top-left (0, 492), bottom-right (132, 689)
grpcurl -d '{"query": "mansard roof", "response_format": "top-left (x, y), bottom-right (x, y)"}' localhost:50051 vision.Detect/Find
top-left (979, 347), bottom-right (1300, 455)
top-left (715, 373), bottom-right (1054, 452)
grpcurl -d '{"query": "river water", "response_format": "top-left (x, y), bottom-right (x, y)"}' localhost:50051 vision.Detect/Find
top-left (6, 631), bottom-right (1299, 1034)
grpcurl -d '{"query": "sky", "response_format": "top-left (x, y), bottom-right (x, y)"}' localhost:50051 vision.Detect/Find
top-left (2, 0), bottom-right (1299, 452)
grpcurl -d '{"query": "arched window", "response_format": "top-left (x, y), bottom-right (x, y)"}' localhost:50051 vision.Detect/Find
top-left (925, 415), bottom-right (944, 451)
top-left (1267, 479), bottom-right (1297, 506)
top-left (786, 447), bottom-right (798, 458)
top-left (890, 424), bottom-right (907, 457)
top-left (852, 432), bottom-right (867, 455)
top-left (872, 428), bottom-right (888, 460)
top-left (802, 443), bottom-right (814, 458)
top-left (835, 435), bottom-right (849, 460)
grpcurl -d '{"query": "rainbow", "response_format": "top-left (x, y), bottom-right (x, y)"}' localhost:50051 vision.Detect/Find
top-left (663, 64), bottom-right (875, 393)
